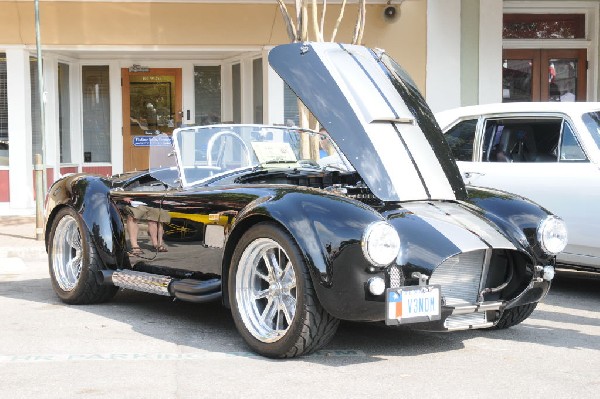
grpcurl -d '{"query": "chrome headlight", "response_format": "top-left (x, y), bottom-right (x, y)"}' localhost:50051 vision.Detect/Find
top-left (537, 216), bottom-right (567, 255)
top-left (362, 221), bottom-right (401, 266)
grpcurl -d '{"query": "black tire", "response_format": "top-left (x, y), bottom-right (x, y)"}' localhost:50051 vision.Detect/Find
top-left (229, 222), bottom-right (339, 358)
top-left (48, 207), bottom-right (118, 304)
top-left (493, 302), bottom-right (537, 329)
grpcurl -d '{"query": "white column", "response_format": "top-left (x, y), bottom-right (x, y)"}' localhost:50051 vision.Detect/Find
top-left (109, 62), bottom-right (122, 174)
top-left (426, 0), bottom-right (462, 112)
top-left (181, 62), bottom-right (195, 126)
top-left (478, 0), bottom-right (503, 104)
top-left (241, 58), bottom-right (253, 124)
top-left (70, 62), bottom-right (83, 170)
top-left (265, 50), bottom-right (284, 125)
top-left (44, 55), bottom-right (59, 183)
top-left (221, 63), bottom-right (233, 123)
top-left (6, 48), bottom-right (34, 210)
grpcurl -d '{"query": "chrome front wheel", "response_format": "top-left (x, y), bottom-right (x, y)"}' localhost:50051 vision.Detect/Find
top-left (236, 237), bottom-right (297, 343)
top-left (229, 222), bottom-right (339, 358)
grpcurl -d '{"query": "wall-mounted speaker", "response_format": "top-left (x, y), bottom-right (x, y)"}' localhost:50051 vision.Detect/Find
top-left (384, 5), bottom-right (398, 23)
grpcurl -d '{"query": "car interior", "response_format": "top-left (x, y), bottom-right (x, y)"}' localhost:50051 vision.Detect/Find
top-left (482, 118), bottom-right (587, 162)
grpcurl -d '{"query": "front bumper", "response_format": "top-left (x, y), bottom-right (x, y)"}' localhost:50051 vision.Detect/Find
top-left (394, 278), bottom-right (551, 331)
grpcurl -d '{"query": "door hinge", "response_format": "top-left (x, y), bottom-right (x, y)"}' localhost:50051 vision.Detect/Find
top-left (586, 60), bottom-right (589, 70)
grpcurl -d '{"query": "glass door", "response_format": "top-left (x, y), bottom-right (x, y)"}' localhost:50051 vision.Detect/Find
top-left (542, 49), bottom-right (586, 102)
top-left (122, 68), bottom-right (182, 172)
top-left (502, 49), bottom-right (586, 103)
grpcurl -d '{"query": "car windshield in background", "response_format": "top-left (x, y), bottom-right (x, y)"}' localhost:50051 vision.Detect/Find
top-left (582, 111), bottom-right (600, 151)
top-left (173, 125), bottom-right (352, 187)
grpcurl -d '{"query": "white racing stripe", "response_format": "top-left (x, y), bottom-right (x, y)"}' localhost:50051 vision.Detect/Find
top-left (315, 45), bottom-right (429, 201)
top-left (401, 202), bottom-right (516, 252)
top-left (435, 202), bottom-right (517, 250)
top-left (342, 44), bottom-right (457, 200)
top-left (314, 44), bottom-right (457, 201)
top-left (396, 122), bottom-right (456, 200)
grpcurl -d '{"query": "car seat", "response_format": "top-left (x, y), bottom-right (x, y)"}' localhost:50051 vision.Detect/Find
top-left (496, 125), bottom-right (537, 162)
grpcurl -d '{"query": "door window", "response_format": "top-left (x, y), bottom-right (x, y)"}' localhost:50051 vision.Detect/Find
top-left (482, 118), bottom-right (564, 163)
top-left (502, 57), bottom-right (535, 102)
top-left (559, 122), bottom-right (587, 161)
top-left (445, 119), bottom-right (477, 161)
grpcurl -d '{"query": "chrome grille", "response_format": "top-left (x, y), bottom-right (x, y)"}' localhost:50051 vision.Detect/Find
top-left (429, 250), bottom-right (485, 306)
top-left (388, 266), bottom-right (402, 288)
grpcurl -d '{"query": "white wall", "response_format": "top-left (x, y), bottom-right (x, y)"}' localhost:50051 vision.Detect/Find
top-left (479, 0), bottom-right (503, 104)
top-left (6, 47), bottom-right (35, 211)
top-left (426, 0), bottom-right (462, 113)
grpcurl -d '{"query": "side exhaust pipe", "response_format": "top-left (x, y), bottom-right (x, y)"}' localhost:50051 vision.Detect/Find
top-left (101, 269), bottom-right (172, 296)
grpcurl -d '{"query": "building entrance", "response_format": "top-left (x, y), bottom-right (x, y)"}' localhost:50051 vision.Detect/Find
top-left (121, 68), bottom-right (182, 172)
top-left (502, 49), bottom-right (587, 102)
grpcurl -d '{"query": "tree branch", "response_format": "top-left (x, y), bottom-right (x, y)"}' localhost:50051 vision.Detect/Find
top-left (330, 0), bottom-right (347, 42)
top-left (276, 0), bottom-right (298, 41)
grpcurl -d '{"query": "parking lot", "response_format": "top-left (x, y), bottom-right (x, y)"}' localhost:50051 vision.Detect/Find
top-left (0, 255), bottom-right (598, 399)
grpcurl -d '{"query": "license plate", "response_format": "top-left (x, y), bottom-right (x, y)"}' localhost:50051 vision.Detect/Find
top-left (385, 285), bottom-right (441, 325)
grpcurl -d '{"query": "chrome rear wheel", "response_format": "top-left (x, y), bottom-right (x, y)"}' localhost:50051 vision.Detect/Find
top-left (48, 207), bottom-right (118, 304)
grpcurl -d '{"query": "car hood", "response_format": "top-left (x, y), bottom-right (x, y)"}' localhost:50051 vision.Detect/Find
top-left (269, 42), bottom-right (467, 202)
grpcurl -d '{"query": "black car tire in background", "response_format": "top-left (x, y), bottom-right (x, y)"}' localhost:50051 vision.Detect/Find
top-left (48, 207), bottom-right (118, 304)
top-left (492, 302), bottom-right (538, 329)
top-left (229, 222), bottom-right (339, 358)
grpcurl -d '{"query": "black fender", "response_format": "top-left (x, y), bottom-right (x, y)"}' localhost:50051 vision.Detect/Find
top-left (464, 186), bottom-right (556, 264)
top-left (223, 186), bottom-right (556, 321)
top-left (222, 188), bottom-right (384, 320)
top-left (45, 174), bottom-right (126, 270)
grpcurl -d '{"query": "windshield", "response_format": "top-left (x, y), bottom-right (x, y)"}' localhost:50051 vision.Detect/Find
top-left (172, 125), bottom-right (353, 187)
top-left (582, 111), bottom-right (600, 151)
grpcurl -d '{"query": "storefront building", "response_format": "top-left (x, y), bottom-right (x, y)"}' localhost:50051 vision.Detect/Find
top-left (0, 0), bottom-right (598, 214)
top-left (427, 0), bottom-right (599, 112)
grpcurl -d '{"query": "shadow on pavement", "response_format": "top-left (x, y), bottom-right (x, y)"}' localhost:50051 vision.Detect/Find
top-left (0, 268), bottom-right (598, 365)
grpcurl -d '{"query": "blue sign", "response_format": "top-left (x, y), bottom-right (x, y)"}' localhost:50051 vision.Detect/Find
top-left (133, 136), bottom-right (172, 147)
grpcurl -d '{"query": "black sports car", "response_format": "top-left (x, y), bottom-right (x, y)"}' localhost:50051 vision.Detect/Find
top-left (45, 42), bottom-right (566, 358)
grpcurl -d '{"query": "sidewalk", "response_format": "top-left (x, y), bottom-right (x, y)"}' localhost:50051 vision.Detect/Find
top-left (0, 216), bottom-right (47, 260)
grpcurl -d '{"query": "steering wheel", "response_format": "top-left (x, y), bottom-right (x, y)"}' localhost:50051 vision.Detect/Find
top-left (206, 130), bottom-right (252, 168)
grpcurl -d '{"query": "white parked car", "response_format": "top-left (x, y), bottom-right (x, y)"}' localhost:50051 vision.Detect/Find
top-left (436, 102), bottom-right (600, 271)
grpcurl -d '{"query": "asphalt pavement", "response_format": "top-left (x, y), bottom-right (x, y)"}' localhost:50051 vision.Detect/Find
top-left (1, 216), bottom-right (599, 398)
